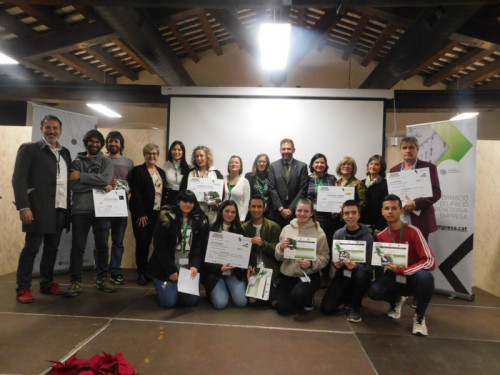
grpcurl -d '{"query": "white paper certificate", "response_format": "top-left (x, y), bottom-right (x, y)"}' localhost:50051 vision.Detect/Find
top-left (93, 189), bottom-right (128, 217)
top-left (316, 186), bottom-right (355, 213)
top-left (283, 236), bottom-right (317, 260)
top-left (372, 242), bottom-right (408, 267)
top-left (187, 177), bottom-right (224, 204)
top-left (387, 167), bottom-right (433, 200)
top-left (177, 267), bottom-right (200, 296)
top-left (332, 240), bottom-right (367, 263)
top-left (246, 268), bottom-right (273, 301)
top-left (205, 231), bottom-right (252, 268)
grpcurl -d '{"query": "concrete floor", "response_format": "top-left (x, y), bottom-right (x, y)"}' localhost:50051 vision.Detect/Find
top-left (1, 269), bottom-right (499, 375)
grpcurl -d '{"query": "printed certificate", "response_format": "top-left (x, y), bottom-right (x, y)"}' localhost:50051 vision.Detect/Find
top-left (283, 236), bottom-right (317, 260)
top-left (246, 268), bottom-right (273, 301)
top-left (316, 186), bottom-right (355, 213)
top-left (187, 177), bottom-right (224, 204)
top-left (332, 240), bottom-right (366, 263)
top-left (387, 167), bottom-right (433, 200)
top-left (372, 242), bottom-right (408, 267)
top-left (205, 231), bottom-right (252, 268)
top-left (93, 189), bottom-right (128, 217)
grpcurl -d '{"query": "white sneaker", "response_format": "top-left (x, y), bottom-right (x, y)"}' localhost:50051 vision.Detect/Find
top-left (412, 314), bottom-right (428, 336)
top-left (387, 296), bottom-right (407, 319)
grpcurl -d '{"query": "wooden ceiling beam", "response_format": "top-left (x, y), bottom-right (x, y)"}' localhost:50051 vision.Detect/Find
top-left (342, 14), bottom-right (369, 61)
top-left (2, 20), bottom-right (116, 61)
top-left (85, 45), bottom-right (139, 81)
top-left (112, 39), bottom-right (155, 74)
top-left (424, 48), bottom-right (491, 87)
top-left (154, 8), bottom-right (205, 27)
top-left (198, 13), bottom-right (223, 56)
top-left (403, 41), bottom-right (461, 79)
top-left (22, 58), bottom-right (82, 82)
top-left (166, 21), bottom-right (201, 63)
top-left (15, 3), bottom-right (67, 29)
top-left (53, 52), bottom-right (116, 83)
top-left (361, 22), bottom-right (398, 66)
top-left (0, 9), bottom-right (38, 38)
top-left (447, 57), bottom-right (500, 89)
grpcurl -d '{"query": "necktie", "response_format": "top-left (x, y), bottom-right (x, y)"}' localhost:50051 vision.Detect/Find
top-left (285, 163), bottom-right (290, 182)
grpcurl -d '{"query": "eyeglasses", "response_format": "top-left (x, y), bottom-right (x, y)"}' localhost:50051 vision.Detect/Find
top-left (145, 152), bottom-right (158, 156)
top-left (342, 162), bottom-right (353, 167)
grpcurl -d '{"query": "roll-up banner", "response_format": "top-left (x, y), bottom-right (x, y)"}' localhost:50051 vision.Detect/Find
top-left (407, 118), bottom-right (477, 300)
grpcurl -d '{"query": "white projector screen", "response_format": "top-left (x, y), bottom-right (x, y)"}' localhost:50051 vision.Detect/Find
top-left (167, 92), bottom-right (386, 179)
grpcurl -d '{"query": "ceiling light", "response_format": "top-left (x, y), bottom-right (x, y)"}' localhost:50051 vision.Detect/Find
top-left (259, 23), bottom-right (291, 70)
top-left (86, 103), bottom-right (122, 118)
top-left (450, 112), bottom-right (479, 121)
top-left (0, 51), bottom-right (18, 65)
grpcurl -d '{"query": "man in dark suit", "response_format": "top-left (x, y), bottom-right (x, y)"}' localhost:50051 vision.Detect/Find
top-left (268, 138), bottom-right (309, 228)
top-left (12, 115), bottom-right (71, 303)
top-left (390, 136), bottom-right (441, 240)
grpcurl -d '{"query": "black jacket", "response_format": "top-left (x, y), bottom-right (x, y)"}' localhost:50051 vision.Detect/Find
top-left (128, 163), bottom-right (167, 219)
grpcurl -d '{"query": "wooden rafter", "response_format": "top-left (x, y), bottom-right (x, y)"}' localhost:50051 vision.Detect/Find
top-left (198, 13), bottom-right (222, 56)
top-left (403, 41), bottom-right (461, 79)
top-left (112, 39), bottom-right (155, 74)
top-left (15, 3), bottom-right (67, 29)
top-left (361, 22), bottom-right (398, 66)
top-left (22, 58), bottom-right (82, 82)
top-left (85, 45), bottom-right (138, 81)
top-left (424, 48), bottom-right (492, 87)
top-left (342, 14), bottom-right (369, 61)
top-left (448, 57), bottom-right (500, 89)
top-left (0, 9), bottom-right (38, 38)
top-left (166, 21), bottom-right (200, 63)
top-left (53, 53), bottom-right (116, 83)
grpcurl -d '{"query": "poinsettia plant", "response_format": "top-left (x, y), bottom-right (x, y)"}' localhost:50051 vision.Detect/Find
top-left (48, 351), bottom-right (138, 374)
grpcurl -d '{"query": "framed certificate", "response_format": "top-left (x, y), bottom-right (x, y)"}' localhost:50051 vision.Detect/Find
top-left (93, 189), bottom-right (128, 217)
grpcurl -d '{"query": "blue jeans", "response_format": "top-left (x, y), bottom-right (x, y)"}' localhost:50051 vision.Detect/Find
top-left (210, 275), bottom-right (247, 309)
top-left (368, 269), bottom-right (435, 318)
top-left (70, 213), bottom-right (111, 282)
top-left (108, 217), bottom-right (128, 276)
top-left (16, 209), bottom-right (67, 291)
top-left (153, 277), bottom-right (199, 308)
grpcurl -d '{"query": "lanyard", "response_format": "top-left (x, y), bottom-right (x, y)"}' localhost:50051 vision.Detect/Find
top-left (182, 218), bottom-right (190, 254)
top-left (227, 175), bottom-right (240, 198)
top-left (56, 150), bottom-right (61, 176)
top-left (313, 176), bottom-right (324, 194)
top-left (342, 177), bottom-right (352, 187)
top-left (173, 162), bottom-right (179, 182)
top-left (389, 222), bottom-right (404, 243)
top-left (257, 176), bottom-right (267, 192)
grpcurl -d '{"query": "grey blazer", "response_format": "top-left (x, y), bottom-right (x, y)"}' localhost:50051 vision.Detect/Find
top-left (267, 158), bottom-right (309, 221)
top-left (12, 140), bottom-right (72, 233)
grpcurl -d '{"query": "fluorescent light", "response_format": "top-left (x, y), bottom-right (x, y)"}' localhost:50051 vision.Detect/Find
top-left (0, 51), bottom-right (18, 65)
top-left (86, 103), bottom-right (122, 118)
top-left (259, 23), bottom-right (291, 70)
top-left (450, 112), bottom-right (479, 121)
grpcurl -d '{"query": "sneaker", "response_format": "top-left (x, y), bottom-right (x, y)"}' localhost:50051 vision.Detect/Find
top-left (347, 307), bottom-right (362, 323)
top-left (387, 296), bottom-right (407, 319)
top-left (16, 288), bottom-right (34, 303)
top-left (412, 314), bottom-right (428, 336)
top-left (95, 278), bottom-right (116, 293)
top-left (411, 298), bottom-right (417, 309)
top-left (40, 282), bottom-right (65, 295)
top-left (65, 282), bottom-right (82, 298)
top-left (110, 274), bottom-right (125, 285)
top-left (303, 298), bottom-right (315, 311)
top-left (137, 274), bottom-right (147, 286)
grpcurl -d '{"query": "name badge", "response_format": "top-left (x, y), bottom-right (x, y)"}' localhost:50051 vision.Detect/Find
top-left (179, 258), bottom-right (188, 266)
top-left (396, 275), bottom-right (407, 284)
top-left (300, 274), bottom-right (311, 283)
top-left (172, 183), bottom-right (180, 191)
top-left (56, 178), bottom-right (65, 185)
top-left (343, 269), bottom-right (352, 278)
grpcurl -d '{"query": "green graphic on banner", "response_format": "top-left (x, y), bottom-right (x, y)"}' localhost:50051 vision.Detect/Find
top-left (432, 122), bottom-right (473, 165)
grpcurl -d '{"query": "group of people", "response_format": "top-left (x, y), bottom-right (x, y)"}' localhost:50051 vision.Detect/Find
top-left (12, 116), bottom-right (441, 337)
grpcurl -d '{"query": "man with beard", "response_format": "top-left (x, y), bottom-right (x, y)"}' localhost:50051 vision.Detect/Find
top-left (66, 129), bottom-right (114, 297)
top-left (12, 115), bottom-right (71, 303)
top-left (104, 131), bottom-right (133, 285)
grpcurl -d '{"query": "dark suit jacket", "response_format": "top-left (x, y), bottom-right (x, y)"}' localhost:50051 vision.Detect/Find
top-left (128, 163), bottom-right (167, 220)
top-left (267, 158), bottom-right (309, 221)
top-left (12, 140), bottom-right (71, 233)
top-left (390, 159), bottom-right (441, 234)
